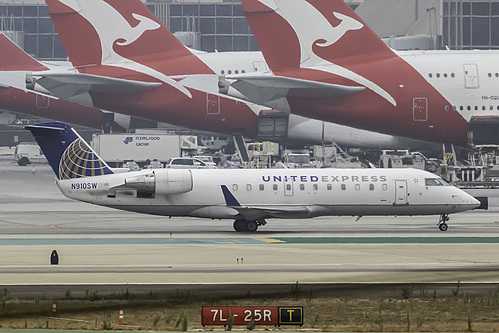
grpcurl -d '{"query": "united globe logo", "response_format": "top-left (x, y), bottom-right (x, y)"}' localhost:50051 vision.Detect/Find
top-left (58, 138), bottom-right (109, 179)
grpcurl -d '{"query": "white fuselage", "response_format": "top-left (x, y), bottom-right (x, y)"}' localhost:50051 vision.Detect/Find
top-left (56, 168), bottom-right (479, 220)
top-left (399, 50), bottom-right (499, 122)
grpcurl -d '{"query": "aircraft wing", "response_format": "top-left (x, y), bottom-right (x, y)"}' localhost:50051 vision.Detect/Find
top-left (28, 72), bottom-right (162, 101)
top-left (221, 185), bottom-right (311, 220)
top-left (219, 73), bottom-right (364, 111)
top-left (231, 205), bottom-right (312, 220)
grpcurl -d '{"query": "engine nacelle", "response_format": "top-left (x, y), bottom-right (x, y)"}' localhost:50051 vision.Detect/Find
top-left (124, 169), bottom-right (193, 195)
top-left (154, 169), bottom-right (193, 195)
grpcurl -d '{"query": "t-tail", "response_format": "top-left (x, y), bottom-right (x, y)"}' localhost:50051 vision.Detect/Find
top-left (25, 122), bottom-right (113, 180)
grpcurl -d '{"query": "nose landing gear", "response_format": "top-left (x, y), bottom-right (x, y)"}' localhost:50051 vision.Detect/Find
top-left (233, 219), bottom-right (267, 232)
top-left (438, 214), bottom-right (449, 231)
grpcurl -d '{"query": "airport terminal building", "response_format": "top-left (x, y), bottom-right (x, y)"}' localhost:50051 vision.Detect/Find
top-left (1, 0), bottom-right (499, 61)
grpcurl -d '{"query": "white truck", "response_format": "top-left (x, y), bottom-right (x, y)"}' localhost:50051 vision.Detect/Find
top-left (15, 143), bottom-right (47, 166)
top-left (91, 133), bottom-right (198, 167)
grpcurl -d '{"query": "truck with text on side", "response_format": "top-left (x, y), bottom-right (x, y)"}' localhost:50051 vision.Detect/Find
top-left (91, 133), bottom-right (198, 167)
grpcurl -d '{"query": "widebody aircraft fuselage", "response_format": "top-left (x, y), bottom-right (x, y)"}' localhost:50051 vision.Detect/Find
top-left (224, 0), bottom-right (499, 146)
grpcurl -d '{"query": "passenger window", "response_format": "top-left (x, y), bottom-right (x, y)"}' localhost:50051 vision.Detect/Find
top-left (313, 184), bottom-right (318, 191)
top-left (382, 184), bottom-right (387, 191)
top-left (327, 184), bottom-right (332, 191)
top-left (355, 184), bottom-right (360, 191)
top-left (286, 184), bottom-right (291, 191)
top-left (259, 184), bottom-right (264, 191)
top-left (341, 184), bottom-right (346, 191)
top-left (300, 184), bottom-right (305, 190)
top-left (232, 184), bottom-right (238, 191)
top-left (246, 184), bottom-right (252, 191)
top-left (369, 184), bottom-right (374, 191)
top-left (221, 70), bottom-right (225, 75)
top-left (273, 184), bottom-right (278, 191)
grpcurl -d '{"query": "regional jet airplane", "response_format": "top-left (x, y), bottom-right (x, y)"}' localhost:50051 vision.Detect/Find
top-left (221, 0), bottom-right (499, 146)
top-left (26, 122), bottom-right (479, 232)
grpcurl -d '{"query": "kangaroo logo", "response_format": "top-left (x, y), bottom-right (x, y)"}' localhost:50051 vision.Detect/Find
top-left (58, 0), bottom-right (191, 98)
top-left (314, 12), bottom-right (363, 48)
top-left (256, 0), bottom-right (396, 106)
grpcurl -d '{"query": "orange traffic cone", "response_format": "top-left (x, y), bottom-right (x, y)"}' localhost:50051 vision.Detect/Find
top-left (119, 309), bottom-right (124, 324)
top-left (32, 165), bottom-right (35, 174)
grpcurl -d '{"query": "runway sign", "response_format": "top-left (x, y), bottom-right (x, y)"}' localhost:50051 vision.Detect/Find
top-left (201, 306), bottom-right (303, 326)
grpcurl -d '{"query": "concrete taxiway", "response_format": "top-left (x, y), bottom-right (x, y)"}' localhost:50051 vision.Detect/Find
top-left (0, 157), bottom-right (499, 286)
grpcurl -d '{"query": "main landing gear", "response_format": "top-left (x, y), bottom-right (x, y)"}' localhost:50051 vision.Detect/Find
top-left (438, 214), bottom-right (449, 231)
top-left (233, 219), bottom-right (267, 232)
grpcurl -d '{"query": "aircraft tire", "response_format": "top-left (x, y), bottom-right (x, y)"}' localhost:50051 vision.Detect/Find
top-left (233, 220), bottom-right (246, 232)
top-left (439, 223), bottom-right (448, 232)
top-left (246, 221), bottom-right (258, 232)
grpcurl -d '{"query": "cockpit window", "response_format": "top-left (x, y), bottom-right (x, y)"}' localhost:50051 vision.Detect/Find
top-left (425, 178), bottom-right (449, 186)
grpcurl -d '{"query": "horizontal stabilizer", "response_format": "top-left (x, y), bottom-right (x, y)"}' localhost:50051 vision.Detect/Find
top-left (220, 74), bottom-right (364, 111)
top-left (29, 72), bottom-right (162, 101)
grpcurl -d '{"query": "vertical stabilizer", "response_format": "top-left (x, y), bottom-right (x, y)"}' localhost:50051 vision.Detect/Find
top-left (25, 122), bottom-right (114, 180)
top-left (0, 34), bottom-right (48, 71)
top-left (46, 0), bottom-right (211, 75)
top-left (242, 0), bottom-right (396, 71)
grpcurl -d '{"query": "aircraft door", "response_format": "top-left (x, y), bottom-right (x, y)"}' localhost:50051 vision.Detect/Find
top-left (36, 94), bottom-right (49, 108)
top-left (206, 93), bottom-right (220, 114)
top-left (464, 64), bottom-right (479, 89)
top-left (394, 180), bottom-right (408, 205)
top-left (413, 97), bottom-right (428, 121)
top-left (253, 61), bottom-right (267, 72)
top-left (284, 177), bottom-right (293, 196)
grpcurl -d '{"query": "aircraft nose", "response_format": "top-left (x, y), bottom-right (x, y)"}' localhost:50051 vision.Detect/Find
top-left (470, 195), bottom-right (481, 207)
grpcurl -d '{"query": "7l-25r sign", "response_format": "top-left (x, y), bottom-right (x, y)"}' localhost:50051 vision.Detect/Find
top-left (201, 306), bottom-right (303, 326)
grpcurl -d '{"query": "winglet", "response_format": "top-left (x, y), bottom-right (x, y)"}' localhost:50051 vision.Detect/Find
top-left (221, 185), bottom-right (241, 206)
top-left (25, 122), bottom-right (114, 180)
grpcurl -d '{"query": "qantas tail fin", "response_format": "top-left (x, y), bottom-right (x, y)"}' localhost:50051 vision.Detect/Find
top-left (25, 122), bottom-right (114, 180)
top-left (0, 34), bottom-right (48, 71)
top-left (242, 0), bottom-right (396, 71)
top-left (46, 0), bottom-right (208, 74)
